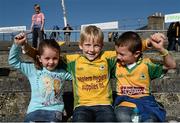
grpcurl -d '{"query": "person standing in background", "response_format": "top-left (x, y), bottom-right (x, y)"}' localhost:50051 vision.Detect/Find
top-left (167, 22), bottom-right (180, 51)
top-left (31, 4), bottom-right (45, 48)
top-left (63, 24), bottom-right (73, 46)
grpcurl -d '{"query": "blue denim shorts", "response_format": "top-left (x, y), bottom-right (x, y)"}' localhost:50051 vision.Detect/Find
top-left (24, 110), bottom-right (62, 122)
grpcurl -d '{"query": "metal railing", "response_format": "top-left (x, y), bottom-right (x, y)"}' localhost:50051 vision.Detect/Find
top-left (0, 29), bottom-right (167, 42)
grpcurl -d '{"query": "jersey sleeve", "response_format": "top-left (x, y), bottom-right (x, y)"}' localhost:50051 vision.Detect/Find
top-left (145, 59), bottom-right (163, 80)
top-left (103, 51), bottom-right (117, 79)
top-left (142, 39), bottom-right (150, 51)
top-left (64, 54), bottom-right (80, 63)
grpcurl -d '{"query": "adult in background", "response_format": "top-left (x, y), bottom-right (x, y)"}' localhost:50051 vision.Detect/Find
top-left (108, 32), bottom-right (119, 42)
top-left (167, 21), bottom-right (180, 51)
top-left (50, 25), bottom-right (60, 41)
top-left (31, 4), bottom-right (45, 48)
top-left (108, 32), bottom-right (114, 42)
top-left (63, 24), bottom-right (73, 46)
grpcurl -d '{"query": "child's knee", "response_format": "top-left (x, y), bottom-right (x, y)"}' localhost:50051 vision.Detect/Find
top-left (114, 107), bottom-right (132, 122)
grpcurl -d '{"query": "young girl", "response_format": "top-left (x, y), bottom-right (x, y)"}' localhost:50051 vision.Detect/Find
top-left (8, 33), bottom-right (71, 122)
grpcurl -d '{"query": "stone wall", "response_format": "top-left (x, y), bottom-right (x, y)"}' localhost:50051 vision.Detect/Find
top-left (0, 42), bottom-right (180, 122)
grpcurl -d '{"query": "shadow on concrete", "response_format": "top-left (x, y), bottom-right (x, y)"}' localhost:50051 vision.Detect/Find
top-left (0, 68), bottom-right (10, 76)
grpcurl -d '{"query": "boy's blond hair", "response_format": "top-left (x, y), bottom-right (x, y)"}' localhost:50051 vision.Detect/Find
top-left (79, 25), bottom-right (104, 46)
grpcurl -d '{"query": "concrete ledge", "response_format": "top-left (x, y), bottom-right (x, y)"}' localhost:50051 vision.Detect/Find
top-left (0, 91), bottom-right (179, 122)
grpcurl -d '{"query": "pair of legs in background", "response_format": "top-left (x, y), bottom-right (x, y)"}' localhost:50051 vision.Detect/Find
top-left (167, 37), bottom-right (180, 51)
top-left (32, 28), bottom-right (44, 48)
top-left (64, 33), bottom-right (71, 46)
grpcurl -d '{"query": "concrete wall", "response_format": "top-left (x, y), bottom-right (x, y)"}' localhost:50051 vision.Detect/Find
top-left (0, 42), bottom-right (180, 122)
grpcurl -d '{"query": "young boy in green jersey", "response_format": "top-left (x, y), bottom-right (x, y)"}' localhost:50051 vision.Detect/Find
top-left (21, 26), bottom-right (166, 122)
top-left (113, 31), bottom-right (176, 122)
top-left (66, 25), bottom-right (116, 122)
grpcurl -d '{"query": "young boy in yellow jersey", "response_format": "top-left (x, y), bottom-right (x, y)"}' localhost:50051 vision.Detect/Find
top-left (21, 26), bottom-right (166, 122)
top-left (113, 31), bottom-right (176, 122)
top-left (65, 25), bottom-right (116, 121)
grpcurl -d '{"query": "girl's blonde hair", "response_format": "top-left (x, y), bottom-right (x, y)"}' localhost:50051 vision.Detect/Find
top-left (79, 25), bottom-right (104, 46)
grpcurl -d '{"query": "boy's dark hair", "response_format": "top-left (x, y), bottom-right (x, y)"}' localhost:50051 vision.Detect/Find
top-left (34, 39), bottom-right (61, 69)
top-left (115, 31), bottom-right (142, 54)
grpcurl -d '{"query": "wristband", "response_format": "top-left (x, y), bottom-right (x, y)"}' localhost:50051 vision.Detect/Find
top-left (160, 49), bottom-right (169, 57)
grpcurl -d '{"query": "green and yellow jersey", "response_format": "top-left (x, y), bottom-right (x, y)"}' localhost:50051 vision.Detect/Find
top-left (114, 58), bottom-right (163, 107)
top-left (65, 51), bottom-right (116, 108)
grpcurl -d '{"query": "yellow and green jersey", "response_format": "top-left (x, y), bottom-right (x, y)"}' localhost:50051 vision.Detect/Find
top-left (114, 58), bottom-right (163, 107)
top-left (65, 51), bottom-right (116, 108)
